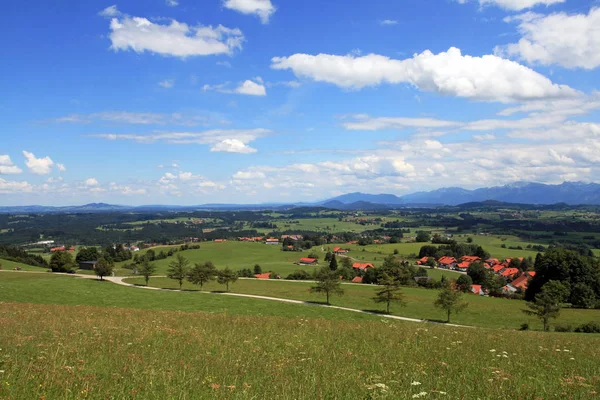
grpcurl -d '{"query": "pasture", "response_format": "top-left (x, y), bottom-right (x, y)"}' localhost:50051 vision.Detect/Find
top-left (1, 297), bottom-right (599, 398)
top-left (124, 276), bottom-right (600, 330)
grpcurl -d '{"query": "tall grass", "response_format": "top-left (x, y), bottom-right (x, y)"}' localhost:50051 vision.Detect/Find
top-left (1, 302), bottom-right (599, 399)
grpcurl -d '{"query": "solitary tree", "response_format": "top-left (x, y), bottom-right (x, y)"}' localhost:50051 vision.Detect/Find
top-left (329, 254), bottom-right (338, 271)
top-left (95, 258), bottom-right (114, 281)
top-left (373, 273), bottom-right (405, 313)
top-left (310, 268), bottom-right (344, 305)
top-left (49, 251), bottom-right (76, 273)
top-left (253, 264), bottom-right (262, 275)
top-left (188, 261), bottom-right (217, 290)
top-left (167, 254), bottom-right (190, 289)
top-left (522, 280), bottom-right (569, 331)
top-left (434, 280), bottom-right (468, 323)
top-left (138, 259), bottom-right (157, 286)
top-left (217, 267), bottom-right (238, 291)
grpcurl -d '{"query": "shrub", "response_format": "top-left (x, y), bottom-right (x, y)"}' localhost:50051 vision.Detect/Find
top-left (554, 324), bottom-right (573, 333)
top-left (574, 322), bottom-right (600, 334)
top-left (519, 323), bottom-right (529, 331)
top-left (286, 270), bottom-right (311, 280)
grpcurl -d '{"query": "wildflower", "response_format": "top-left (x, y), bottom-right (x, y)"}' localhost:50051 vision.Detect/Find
top-left (555, 349), bottom-right (561, 352)
top-left (570, 358), bottom-right (575, 360)
top-left (411, 381), bottom-right (422, 386)
top-left (502, 355), bottom-right (508, 358)
top-left (490, 349), bottom-right (496, 352)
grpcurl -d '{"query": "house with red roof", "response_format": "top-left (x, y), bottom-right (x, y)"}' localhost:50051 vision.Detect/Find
top-left (525, 271), bottom-right (536, 278)
top-left (265, 238), bottom-right (279, 245)
top-left (50, 246), bottom-right (66, 252)
top-left (333, 247), bottom-right (349, 255)
top-left (509, 274), bottom-right (530, 291)
top-left (416, 256), bottom-right (430, 265)
top-left (461, 255), bottom-right (480, 263)
top-left (471, 284), bottom-right (484, 296)
top-left (492, 264), bottom-right (505, 274)
top-left (438, 256), bottom-right (457, 269)
top-left (353, 263), bottom-right (374, 271)
top-left (351, 276), bottom-right (363, 284)
top-left (500, 268), bottom-right (520, 279)
top-left (485, 258), bottom-right (499, 266)
top-left (214, 239), bottom-right (227, 243)
top-left (456, 261), bottom-right (470, 271)
top-left (255, 273), bottom-right (271, 280)
top-left (298, 258), bottom-right (318, 265)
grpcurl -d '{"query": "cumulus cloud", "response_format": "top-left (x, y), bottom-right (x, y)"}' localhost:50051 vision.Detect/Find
top-left (166, 0), bottom-right (179, 6)
top-left (84, 178), bottom-right (99, 186)
top-left (233, 171), bottom-right (266, 179)
top-left (456, 0), bottom-right (564, 11)
top-left (379, 19), bottom-right (398, 25)
top-left (91, 128), bottom-right (268, 153)
top-left (106, 7), bottom-right (244, 58)
top-left (23, 151), bottom-right (54, 175)
top-left (496, 8), bottom-right (600, 69)
top-left (271, 47), bottom-right (578, 102)
top-left (0, 156), bottom-right (23, 175)
top-left (57, 163), bottom-right (67, 172)
top-left (223, 0), bottom-right (276, 24)
top-left (0, 178), bottom-right (33, 194)
top-left (203, 78), bottom-right (267, 96)
top-left (211, 139), bottom-right (257, 153)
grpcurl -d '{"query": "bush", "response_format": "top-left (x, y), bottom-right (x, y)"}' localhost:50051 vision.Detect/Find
top-left (554, 324), bottom-right (573, 333)
top-left (574, 322), bottom-right (600, 334)
top-left (237, 268), bottom-right (254, 278)
top-left (519, 323), bottom-right (529, 331)
top-left (286, 270), bottom-right (311, 280)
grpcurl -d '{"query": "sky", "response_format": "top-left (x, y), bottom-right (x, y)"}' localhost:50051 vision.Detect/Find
top-left (1, 0), bottom-right (599, 206)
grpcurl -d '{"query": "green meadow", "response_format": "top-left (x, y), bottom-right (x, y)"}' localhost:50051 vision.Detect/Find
top-left (1, 273), bottom-right (599, 399)
top-left (124, 276), bottom-right (600, 330)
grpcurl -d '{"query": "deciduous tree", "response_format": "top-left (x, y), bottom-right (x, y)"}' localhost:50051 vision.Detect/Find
top-left (434, 280), bottom-right (468, 323)
top-left (188, 261), bottom-right (217, 290)
top-left (217, 267), bottom-right (238, 292)
top-left (167, 254), bottom-right (190, 289)
top-left (138, 259), bottom-right (157, 286)
top-left (310, 268), bottom-right (344, 305)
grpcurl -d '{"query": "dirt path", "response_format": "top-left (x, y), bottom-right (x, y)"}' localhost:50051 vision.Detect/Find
top-left (2, 270), bottom-right (470, 328)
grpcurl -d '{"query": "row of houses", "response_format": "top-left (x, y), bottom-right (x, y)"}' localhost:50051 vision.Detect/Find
top-left (50, 245), bottom-right (75, 252)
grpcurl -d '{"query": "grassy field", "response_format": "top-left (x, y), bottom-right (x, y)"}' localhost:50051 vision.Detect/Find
top-left (0, 273), bottom-right (376, 322)
top-left (1, 302), bottom-right (599, 399)
top-left (0, 258), bottom-right (48, 272)
top-left (123, 277), bottom-right (600, 330)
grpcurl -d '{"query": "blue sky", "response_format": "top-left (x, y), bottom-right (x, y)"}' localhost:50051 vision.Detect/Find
top-left (1, 0), bottom-right (599, 205)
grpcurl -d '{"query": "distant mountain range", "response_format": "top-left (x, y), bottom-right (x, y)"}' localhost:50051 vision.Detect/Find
top-left (321, 182), bottom-right (600, 207)
top-left (1, 182), bottom-right (599, 213)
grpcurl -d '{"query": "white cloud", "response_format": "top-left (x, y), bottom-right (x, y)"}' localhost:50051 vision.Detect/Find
top-left (343, 115), bottom-right (461, 130)
top-left (473, 134), bottom-right (496, 141)
top-left (99, 5), bottom-right (120, 17)
top-left (211, 139), bottom-right (257, 153)
top-left (271, 47), bottom-right (578, 102)
top-left (233, 171), bottom-right (266, 179)
top-left (203, 78), bottom-right (267, 96)
top-left (166, 0), bottom-right (179, 6)
top-left (158, 79), bottom-right (175, 88)
top-left (456, 0), bottom-right (564, 11)
top-left (23, 151), bottom-right (54, 175)
top-left (379, 19), bottom-right (398, 26)
top-left (223, 0), bottom-right (276, 24)
top-left (0, 156), bottom-right (22, 175)
top-left (235, 79), bottom-right (267, 96)
top-left (84, 178), bottom-right (99, 186)
top-left (0, 178), bottom-right (33, 194)
top-left (216, 61), bottom-right (232, 68)
top-left (57, 163), bottom-right (67, 172)
top-left (107, 11), bottom-right (244, 58)
top-left (53, 111), bottom-right (226, 126)
top-left (91, 128), bottom-right (268, 153)
top-left (496, 8), bottom-right (600, 69)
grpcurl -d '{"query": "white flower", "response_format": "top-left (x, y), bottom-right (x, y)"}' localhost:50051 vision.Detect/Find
top-left (489, 349), bottom-right (496, 352)
top-left (411, 381), bottom-right (422, 386)
top-left (555, 349), bottom-right (561, 352)
top-left (0, 370), bottom-right (4, 374)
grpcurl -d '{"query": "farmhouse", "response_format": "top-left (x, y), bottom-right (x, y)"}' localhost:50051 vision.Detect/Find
top-left (298, 258), bottom-right (318, 265)
top-left (353, 263), bottom-right (374, 271)
top-left (461, 255), bottom-right (481, 263)
top-left (265, 238), bottom-right (279, 245)
top-left (333, 247), bottom-right (349, 255)
top-left (254, 273), bottom-right (271, 280)
top-left (438, 256), bottom-right (457, 269)
top-left (351, 276), bottom-right (363, 283)
top-left (500, 268), bottom-right (520, 279)
top-left (456, 261), bottom-right (470, 271)
top-left (416, 256), bottom-right (430, 265)
top-left (471, 284), bottom-right (485, 296)
top-left (214, 239), bottom-right (227, 243)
